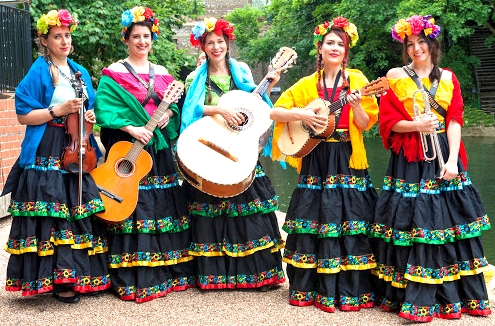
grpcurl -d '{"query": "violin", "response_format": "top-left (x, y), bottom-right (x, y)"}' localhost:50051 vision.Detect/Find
top-left (61, 71), bottom-right (97, 173)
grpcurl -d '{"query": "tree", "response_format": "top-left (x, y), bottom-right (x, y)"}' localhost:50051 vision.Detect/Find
top-left (30, 0), bottom-right (198, 84)
top-left (227, 0), bottom-right (495, 106)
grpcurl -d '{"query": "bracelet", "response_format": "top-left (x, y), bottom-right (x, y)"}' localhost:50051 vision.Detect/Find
top-left (48, 106), bottom-right (57, 119)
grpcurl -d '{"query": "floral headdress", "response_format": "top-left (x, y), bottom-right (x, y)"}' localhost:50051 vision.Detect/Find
top-left (121, 6), bottom-right (160, 42)
top-left (313, 17), bottom-right (359, 47)
top-left (190, 17), bottom-right (235, 51)
top-left (36, 9), bottom-right (79, 36)
top-left (391, 15), bottom-right (441, 43)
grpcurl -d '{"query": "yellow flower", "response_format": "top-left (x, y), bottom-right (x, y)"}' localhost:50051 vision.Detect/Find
top-left (204, 17), bottom-right (217, 32)
top-left (132, 6), bottom-right (145, 22)
top-left (152, 25), bottom-right (159, 33)
top-left (318, 25), bottom-right (328, 36)
top-left (344, 22), bottom-right (359, 47)
top-left (45, 10), bottom-right (61, 27)
top-left (394, 19), bottom-right (412, 39)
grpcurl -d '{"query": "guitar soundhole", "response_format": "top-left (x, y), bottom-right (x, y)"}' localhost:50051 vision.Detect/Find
top-left (225, 108), bottom-right (253, 132)
top-left (115, 159), bottom-right (135, 177)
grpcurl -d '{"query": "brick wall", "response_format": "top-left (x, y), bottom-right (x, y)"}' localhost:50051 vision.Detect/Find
top-left (0, 95), bottom-right (24, 217)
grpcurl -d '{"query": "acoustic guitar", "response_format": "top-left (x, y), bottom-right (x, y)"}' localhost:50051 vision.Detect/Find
top-left (91, 80), bottom-right (184, 223)
top-left (277, 77), bottom-right (389, 158)
top-left (177, 47), bottom-right (297, 198)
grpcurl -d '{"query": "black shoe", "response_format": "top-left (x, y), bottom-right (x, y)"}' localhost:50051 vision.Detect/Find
top-left (258, 285), bottom-right (272, 292)
top-left (53, 292), bottom-right (80, 304)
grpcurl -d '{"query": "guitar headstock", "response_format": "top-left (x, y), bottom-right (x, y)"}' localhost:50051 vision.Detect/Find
top-left (270, 47), bottom-right (298, 73)
top-left (360, 77), bottom-right (389, 97)
top-left (163, 80), bottom-right (184, 104)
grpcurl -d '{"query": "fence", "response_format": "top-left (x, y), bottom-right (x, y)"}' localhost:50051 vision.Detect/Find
top-left (0, 2), bottom-right (32, 92)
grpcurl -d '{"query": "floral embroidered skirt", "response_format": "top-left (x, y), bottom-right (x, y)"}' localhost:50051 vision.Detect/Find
top-left (183, 161), bottom-right (286, 289)
top-left (101, 128), bottom-right (196, 303)
top-left (370, 132), bottom-right (492, 322)
top-left (282, 141), bottom-right (378, 312)
top-left (3, 123), bottom-right (110, 296)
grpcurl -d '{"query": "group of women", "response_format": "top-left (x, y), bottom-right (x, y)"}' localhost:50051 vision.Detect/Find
top-left (1, 5), bottom-right (491, 323)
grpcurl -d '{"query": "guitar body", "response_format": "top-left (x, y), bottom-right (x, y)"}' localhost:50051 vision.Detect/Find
top-left (277, 98), bottom-right (334, 158)
top-left (91, 141), bottom-right (152, 223)
top-left (277, 77), bottom-right (389, 158)
top-left (177, 90), bottom-right (273, 197)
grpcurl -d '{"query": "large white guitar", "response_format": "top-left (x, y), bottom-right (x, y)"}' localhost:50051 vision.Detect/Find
top-left (177, 47), bottom-right (297, 197)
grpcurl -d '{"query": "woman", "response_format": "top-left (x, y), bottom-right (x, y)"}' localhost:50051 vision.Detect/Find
top-left (180, 17), bottom-right (286, 290)
top-left (270, 17), bottom-right (379, 312)
top-left (95, 6), bottom-right (195, 303)
top-left (370, 14), bottom-right (492, 322)
top-left (1, 9), bottom-right (110, 303)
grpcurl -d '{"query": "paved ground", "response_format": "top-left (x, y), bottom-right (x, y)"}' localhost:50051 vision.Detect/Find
top-left (0, 215), bottom-right (494, 326)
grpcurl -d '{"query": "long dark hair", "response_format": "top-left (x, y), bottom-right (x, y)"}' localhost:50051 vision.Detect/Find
top-left (202, 33), bottom-right (232, 104)
top-left (403, 31), bottom-right (442, 83)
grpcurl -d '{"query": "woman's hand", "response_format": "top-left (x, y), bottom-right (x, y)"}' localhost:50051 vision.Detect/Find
top-left (416, 113), bottom-right (439, 133)
top-left (84, 110), bottom-right (96, 124)
top-left (439, 160), bottom-right (458, 181)
top-left (219, 107), bottom-right (245, 126)
top-left (122, 125), bottom-right (153, 145)
top-left (347, 92), bottom-right (362, 109)
top-left (301, 106), bottom-right (328, 133)
top-left (157, 111), bottom-right (170, 129)
top-left (58, 98), bottom-right (84, 116)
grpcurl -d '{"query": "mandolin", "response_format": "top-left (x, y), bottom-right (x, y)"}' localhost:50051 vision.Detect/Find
top-left (91, 80), bottom-right (184, 223)
top-left (177, 47), bottom-right (297, 198)
top-left (277, 77), bottom-right (389, 158)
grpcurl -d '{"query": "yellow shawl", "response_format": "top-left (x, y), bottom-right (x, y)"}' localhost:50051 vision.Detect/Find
top-left (271, 69), bottom-right (379, 172)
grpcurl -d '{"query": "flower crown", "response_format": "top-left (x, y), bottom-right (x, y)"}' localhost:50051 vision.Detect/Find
top-left (121, 6), bottom-right (160, 42)
top-left (392, 15), bottom-right (441, 43)
top-left (190, 17), bottom-right (235, 50)
top-left (36, 9), bottom-right (79, 36)
top-left (313, 17), bottom-right (359, 47)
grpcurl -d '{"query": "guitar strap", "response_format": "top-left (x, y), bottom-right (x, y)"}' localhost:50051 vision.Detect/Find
top-left (207, 76), bottom-right (235, 98)
top-left (402, 66), bottom-right (446, 118)
top-left (323, 71), bottom-right (349, 140)
top-left (120, 60), bottom-right (161, 107)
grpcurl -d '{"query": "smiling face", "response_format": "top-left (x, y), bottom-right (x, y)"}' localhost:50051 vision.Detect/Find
top-left (319, 31), bottom-right (347, 67)
top-left (203, 32), bottom-right (228, 64)
top-left (406, 34), bottom-right (431, 65)
top-left (40, 25), bottom-right (72, 64)
top-left (124, 24), bottom-right (153, 59)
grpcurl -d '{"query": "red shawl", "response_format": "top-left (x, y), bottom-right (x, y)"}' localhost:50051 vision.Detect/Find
top-left (379, 70), bottom-right (468, 170)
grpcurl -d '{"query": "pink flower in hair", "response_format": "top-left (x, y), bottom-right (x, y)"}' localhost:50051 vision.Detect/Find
top-left (406, 15), bottom-right (425, 36)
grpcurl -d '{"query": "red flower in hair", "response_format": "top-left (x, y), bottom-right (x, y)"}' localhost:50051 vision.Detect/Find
top-left (333, 16), bottom-right (349, 29)
top-left (190, 33), bottom-right (201, 47)
top-left (143, 7), bottom-right (154, 19)
top-left (214, 19), bottom-right (235, 40)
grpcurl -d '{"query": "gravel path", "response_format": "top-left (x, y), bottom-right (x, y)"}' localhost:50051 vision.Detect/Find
top-left (0, 215), bottom-right (494, 326)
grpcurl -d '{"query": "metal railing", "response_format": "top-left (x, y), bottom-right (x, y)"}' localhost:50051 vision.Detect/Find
top-left (0, 2), bottom-right (32, 93)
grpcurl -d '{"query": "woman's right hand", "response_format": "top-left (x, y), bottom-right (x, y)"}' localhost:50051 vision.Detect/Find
top-left (416, 113), bottom-right (439, 133)
top-left (57, 98), bottom-right (84, 116)
top-left (300, 106), bottom-right (328, 133)
top-left (219, 107), bottom-right (245, 126)
top-left (122, 125), bottom-right (153, 145)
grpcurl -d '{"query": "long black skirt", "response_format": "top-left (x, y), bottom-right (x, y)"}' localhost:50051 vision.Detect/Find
top-left (183, 162), bottom-right (286, 289)
top-left (100, 128), bottom-right (196, 303)
top-left (282, 140), bottom-right (378, 312)
top-left (370, 132), bottom-right (492, 322)
top-left (3, 122), bottom-right (110, 296)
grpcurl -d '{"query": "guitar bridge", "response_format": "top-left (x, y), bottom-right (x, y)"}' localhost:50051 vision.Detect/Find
top-left (97, 185), bottom-right (123, 203)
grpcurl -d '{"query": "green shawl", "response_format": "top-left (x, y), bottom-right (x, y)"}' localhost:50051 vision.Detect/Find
top-left (95, 75), bottom-right (180, 151)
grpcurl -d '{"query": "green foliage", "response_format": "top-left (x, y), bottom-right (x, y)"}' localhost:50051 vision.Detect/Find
top-left (464, 106), bottom-right (495, 127)
top-left (30, 0), bottom-right (198, 85)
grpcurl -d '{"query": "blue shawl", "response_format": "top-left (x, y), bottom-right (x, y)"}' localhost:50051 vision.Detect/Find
top-left (180, 58), bottom-right (274, 157)
top-left (15, 56), bottom-right (97, 167)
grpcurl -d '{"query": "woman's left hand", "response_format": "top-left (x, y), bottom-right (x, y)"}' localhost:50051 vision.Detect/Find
top-left (439, 160), bottom-right (458, 181)
top-left (347, 92), bottom-right (362, 108)
top-left (158, 112), bottom-right (170, 129)
top-left (84, 110), bottom-right (96, 124)
top-left (266, 68), bottom-right (280, 88)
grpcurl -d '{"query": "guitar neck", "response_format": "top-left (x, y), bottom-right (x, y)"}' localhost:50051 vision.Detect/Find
top-left (328, 96), bottom-right (349, 114)
top-left (126, 100), bottom-right (170, 163)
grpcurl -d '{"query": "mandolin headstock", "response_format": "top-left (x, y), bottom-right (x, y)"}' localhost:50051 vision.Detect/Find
top-left (270, 47), bottom-right (298, 74)
top-left (360, 77), bottom-right (389, 97)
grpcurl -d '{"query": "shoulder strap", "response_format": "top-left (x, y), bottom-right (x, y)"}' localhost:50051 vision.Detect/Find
top-left (402, 66), bottom-right (447, 118)
top-left (120, 60), bottom-right (161, 107)
top-left (207, 76), bottom-right (235, 97)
